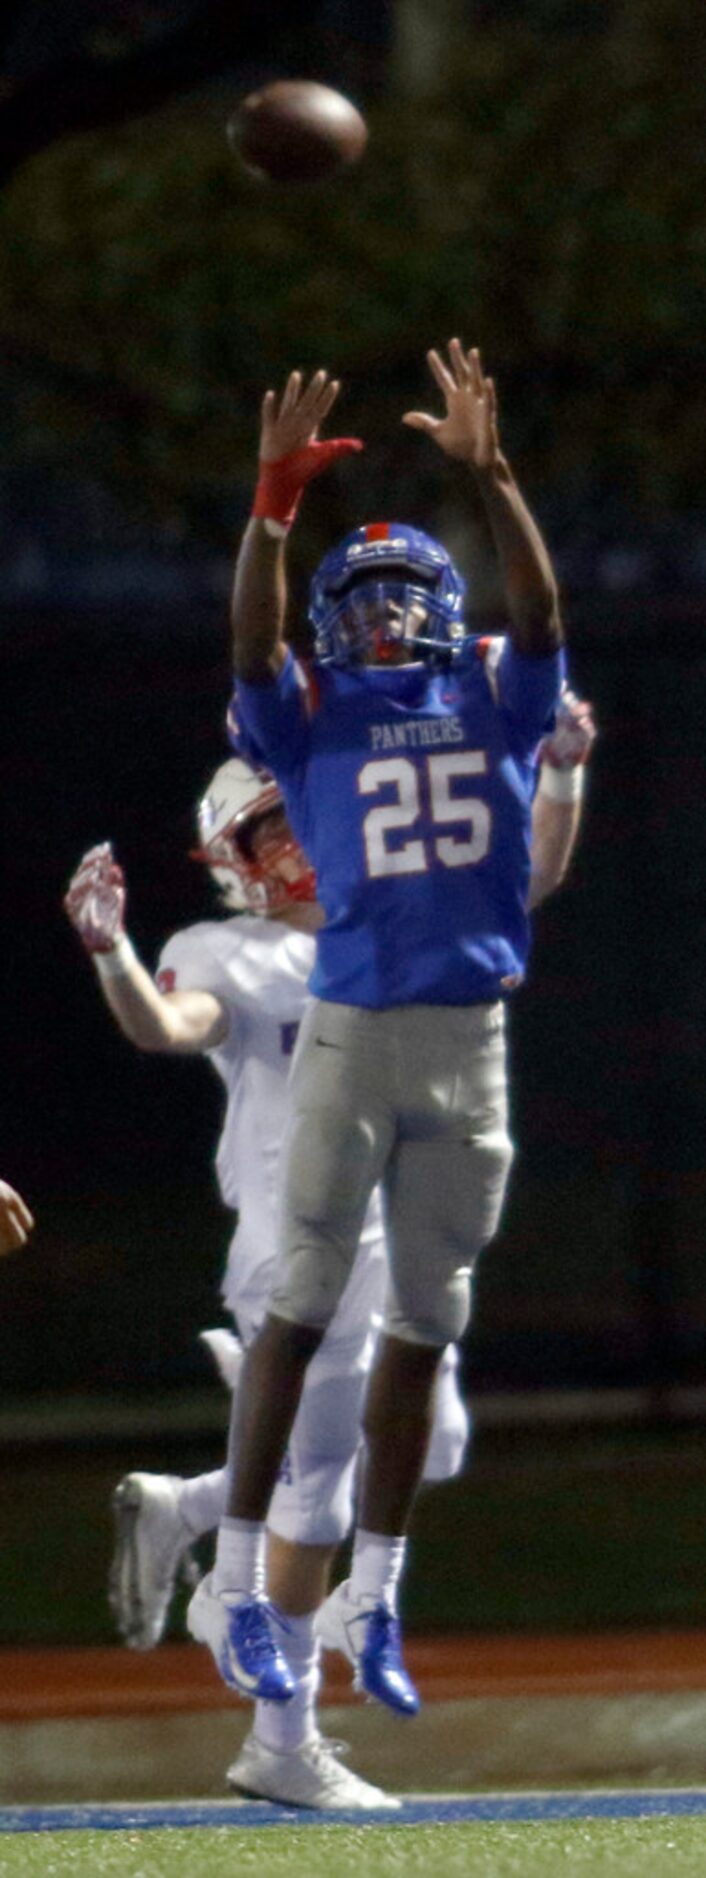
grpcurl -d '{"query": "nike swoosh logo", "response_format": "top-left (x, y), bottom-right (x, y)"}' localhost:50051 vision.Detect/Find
top-left (221, 1646), bottom-right (259, 1692)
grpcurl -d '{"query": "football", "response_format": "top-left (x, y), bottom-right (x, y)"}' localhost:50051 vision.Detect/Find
top-left (227, 79), bottom-right (368, 184)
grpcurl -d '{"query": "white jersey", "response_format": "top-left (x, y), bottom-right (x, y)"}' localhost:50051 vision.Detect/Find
top-left (157, 915), bottom-right (385, 1346)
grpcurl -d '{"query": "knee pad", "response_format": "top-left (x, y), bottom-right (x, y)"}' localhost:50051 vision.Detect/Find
top-left (384, 1267), bottom-right (472, 1347)
top-left (269, 1237), bottom-right (356, 1332)
top-left (267, 1452), bottom-right (359, 1547)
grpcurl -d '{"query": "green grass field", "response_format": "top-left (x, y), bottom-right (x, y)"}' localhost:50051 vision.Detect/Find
top-left (1, 1820), bottom-right (705, 1878)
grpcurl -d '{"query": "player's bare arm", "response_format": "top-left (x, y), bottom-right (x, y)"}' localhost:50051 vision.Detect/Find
top-left (232, 370), bottom-right (362, 684)
top-left (231, 517), bottom-right (289, 686)
top-left (528, 690), bottom-right (596, 908)
top-left (64, 845), bottom-right (228, 1053)
top-left (100, 967), bottom-right (228, 1055)
top-left (0, 1180), bottom-right (34, 1256)
top-left (528, 791), bottom-right (582, 910)
top-left (403, 340), bottom-right (562, 657)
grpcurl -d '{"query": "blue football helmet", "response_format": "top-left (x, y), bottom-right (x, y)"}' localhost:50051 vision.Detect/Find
top-left (308, 522), bottom-right (468, 667)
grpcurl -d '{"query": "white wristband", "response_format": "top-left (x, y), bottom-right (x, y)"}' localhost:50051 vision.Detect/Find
top-left (92, 934), bottom-right (137, 979)
top-left (538, 763), bottom-right (585, 804)
top-left (262, 517), bottom-right (288, 540)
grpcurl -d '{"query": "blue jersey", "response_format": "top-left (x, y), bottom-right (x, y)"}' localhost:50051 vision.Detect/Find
top-left (231, 636), bottom-right (563, 1009)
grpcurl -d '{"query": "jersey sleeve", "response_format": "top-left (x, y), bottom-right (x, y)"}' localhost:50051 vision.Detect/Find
top-left (157, 920), bottom-right (312, 1027)
top-left (480, 637), bottom-right (565, 755)
top-left (156, 926), bottom-right (234, 1005)
top-left (229, 649), bottom-right (312, 782)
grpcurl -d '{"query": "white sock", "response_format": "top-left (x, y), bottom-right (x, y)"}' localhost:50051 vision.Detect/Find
top-left (177, 1469), bottom-right (227, 1539)
top-left (254, 1610), bottom-right (321, 1753)
top-left (349, 1529), bottom-right (407, 1612)
top-left (213, 1517), bottom-right (265, 1599)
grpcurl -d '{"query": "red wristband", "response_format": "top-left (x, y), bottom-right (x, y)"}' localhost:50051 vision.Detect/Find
top-left (252, 438), bottom-right (363, 529)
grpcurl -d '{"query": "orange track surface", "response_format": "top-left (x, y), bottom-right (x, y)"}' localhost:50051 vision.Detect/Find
top-left (5, 1632), bottom-right (706, 1722)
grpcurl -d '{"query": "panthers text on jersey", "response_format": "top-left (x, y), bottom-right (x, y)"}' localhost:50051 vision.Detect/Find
top-left (232, 637), bottom-right (564, 1008)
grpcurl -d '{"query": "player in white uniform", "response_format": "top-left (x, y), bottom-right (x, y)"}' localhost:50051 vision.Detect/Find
top-left (65, 687), bottom-right (592, 1805)
top-left (64, 761), bottom-right (468, 1810)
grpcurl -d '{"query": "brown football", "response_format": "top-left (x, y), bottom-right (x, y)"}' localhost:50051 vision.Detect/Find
top-left (227, 79), bottom-right (368, 184)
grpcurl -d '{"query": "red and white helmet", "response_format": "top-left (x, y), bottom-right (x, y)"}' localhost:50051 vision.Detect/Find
top-left (192, 758), bottom-right (316, 915)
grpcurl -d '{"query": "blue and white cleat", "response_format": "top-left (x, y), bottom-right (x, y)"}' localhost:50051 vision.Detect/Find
top-left (187, 1572), bottom-right (296, 1703)
top-left (314, 1579), bottom-right (420, 1718)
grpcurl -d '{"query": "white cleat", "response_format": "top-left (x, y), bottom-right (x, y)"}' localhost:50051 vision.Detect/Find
top-left (227, 1730), bottom-right (400, 1810)
top-left (109, 1472), bottom-right (198, 1651)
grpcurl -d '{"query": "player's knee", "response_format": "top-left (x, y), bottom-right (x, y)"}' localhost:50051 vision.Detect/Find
top-left (267, 1314), bottom-right (325, 1361)
top-left (272, 1495), bottom-right (352, 1549)
top-left (268, 1454), bottom-right (358, 1547)
top-left (269, 1242), bottom-right (350, 1331)
top-left (476, 1130), bottom-right (515, 1234)
top-left (385, 1271), bottom-right (472, 1347)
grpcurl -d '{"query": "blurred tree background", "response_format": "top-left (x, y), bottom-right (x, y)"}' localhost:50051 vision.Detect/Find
top-left (0, 0), bottom-right (705, 1406)
top-left (0, 0), bottom-right (703, 571)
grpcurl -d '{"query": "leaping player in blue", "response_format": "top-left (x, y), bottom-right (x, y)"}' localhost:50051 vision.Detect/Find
top-left (187, 339), bottom-right (566, 1719)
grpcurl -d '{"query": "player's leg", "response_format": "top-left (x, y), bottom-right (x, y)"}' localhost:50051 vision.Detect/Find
top-left (108, 1330), bottom-right (245, 1650)
top-left (212, 1002), bottom-right (394, 1534)
top-left (422, 1342), bottom-right (471, 1482)
top-left (317, 1003), bottom-right (512, 1709)
top-left (226, 1532), bottom-right (334, 1804)
top-left (108, 1472), bottom-right (204, 1650)
top-left (189, 1027), bottom-right (393, 1705)
top-left (370, 1001), bottom-right (512, 1521)
top-left (355, 1005), bottom-right (509, 1530)
top-left (313, 1331), bottom-right (440, 1717)
top-left (358, 1335), bottom-right (446, 1533)
top-left (186, 1315), bottom-right (327, 1701)
top-left (315, 1337), bottom-right (472, 1708)
top-left (227, 1344), bottom-right (399, 1807)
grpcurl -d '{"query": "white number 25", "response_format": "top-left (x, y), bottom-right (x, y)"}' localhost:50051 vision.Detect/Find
top-left (359, 751), bottom-right (492, 878)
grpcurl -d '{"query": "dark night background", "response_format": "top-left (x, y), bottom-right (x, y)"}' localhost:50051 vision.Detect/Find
top-left (0, 0), bottom-right (705, 1411)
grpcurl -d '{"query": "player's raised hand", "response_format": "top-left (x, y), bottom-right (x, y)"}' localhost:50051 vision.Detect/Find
top-left (253, 370), bottom-right (363, 532)
top-left (64, 842), bottom-right (127, 954)
top-left (539, 690), bottom-right (597, 769)
top-left (259, 370), bottom-right (344, 462)
top-left (0, 1180), bottom-right (34, 1256)
top-left (403, 340), bottom-right (501, 471)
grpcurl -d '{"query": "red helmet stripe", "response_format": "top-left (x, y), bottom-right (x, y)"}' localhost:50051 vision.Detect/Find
top-left (364, 523), bottom-right (391, 542)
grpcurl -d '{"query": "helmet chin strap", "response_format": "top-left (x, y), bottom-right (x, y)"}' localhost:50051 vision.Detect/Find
top-left (370, 625), bottom-right (399, 663)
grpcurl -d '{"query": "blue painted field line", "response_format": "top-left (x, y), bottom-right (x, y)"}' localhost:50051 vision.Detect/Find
top-left (4, 1791), bottom-right (706, 1833)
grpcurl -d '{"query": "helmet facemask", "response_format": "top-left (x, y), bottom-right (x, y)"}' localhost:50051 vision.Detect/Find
top-left (191, 763), bottom-right (316, 914)
top-left (309, 525), bottom-right (468, 669)
top-left (316, 575), bottom-right (467, 667)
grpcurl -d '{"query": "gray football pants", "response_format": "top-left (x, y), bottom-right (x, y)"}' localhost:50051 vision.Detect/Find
top-left (271, 999), bottom-right (514, 1347)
